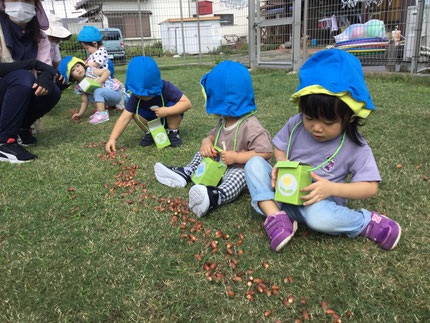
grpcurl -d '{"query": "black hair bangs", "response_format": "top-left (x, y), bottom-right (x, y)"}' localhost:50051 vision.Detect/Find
top-left (299, 94), bottom-right (353, 122)
top-left (298, 93), bottom-right (365, 146)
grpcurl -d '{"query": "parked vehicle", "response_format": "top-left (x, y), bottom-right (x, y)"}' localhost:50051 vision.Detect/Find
top-left (99, 28), bottom-right (125, 64)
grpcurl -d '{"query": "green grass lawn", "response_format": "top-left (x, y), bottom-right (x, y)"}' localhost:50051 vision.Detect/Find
top-left (1, 64), bottom-right (429, 322)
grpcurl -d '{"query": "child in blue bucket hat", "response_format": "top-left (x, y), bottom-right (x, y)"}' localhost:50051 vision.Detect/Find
top-left (154, 60), bottom-right (273, 218)
top-left (105, 56), bottom-right (191, 150)
top-left (245, 49), bottom-right (401, 252)
top-left (58, 56), bottom-right (122, 124)
top-left (77, 26), bottom-right (108, 69)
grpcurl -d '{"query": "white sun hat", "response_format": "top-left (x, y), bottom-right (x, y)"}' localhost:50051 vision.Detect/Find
top-left (45, 14), bottom-right (72, 39)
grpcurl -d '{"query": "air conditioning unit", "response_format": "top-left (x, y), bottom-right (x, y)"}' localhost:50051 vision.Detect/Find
top-left (404, 5), bottom-right (430, 60)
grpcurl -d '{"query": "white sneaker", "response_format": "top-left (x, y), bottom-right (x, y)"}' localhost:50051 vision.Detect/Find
top-left (154, 162), bottom-right (190, 187)
top-left (189, 185), bottom-right (210, 218)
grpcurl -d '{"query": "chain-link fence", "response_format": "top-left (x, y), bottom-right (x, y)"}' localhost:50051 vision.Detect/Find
top-left (45, 0), bottom-right (250, 67)
top-left (44, 0), bottom-right (429, 73)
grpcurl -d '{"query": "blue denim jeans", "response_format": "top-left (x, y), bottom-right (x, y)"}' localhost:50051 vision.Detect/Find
top-left (244, 156), bottom-right (371, 238)
top-left (88, 87), bottom-right (122, 106)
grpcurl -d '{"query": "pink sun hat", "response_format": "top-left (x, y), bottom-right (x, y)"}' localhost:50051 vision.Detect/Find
top-left (45, 14), bottom-right (71, 39)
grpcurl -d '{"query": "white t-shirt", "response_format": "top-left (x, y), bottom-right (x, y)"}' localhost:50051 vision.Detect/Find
top-left (85, 47), bottom-right (108, 69)
top-left (49, 43), bottom-right (61, 64)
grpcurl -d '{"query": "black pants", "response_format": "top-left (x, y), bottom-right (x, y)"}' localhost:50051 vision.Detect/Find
top-left (0, 69), bottom-right (61, 142)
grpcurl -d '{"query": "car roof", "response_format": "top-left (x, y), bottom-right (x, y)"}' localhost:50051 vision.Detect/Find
top-left (99, 28), bottom-right (121, 32)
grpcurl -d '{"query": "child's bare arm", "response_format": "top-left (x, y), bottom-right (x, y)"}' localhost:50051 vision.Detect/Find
top-left (72, 94), bottom-right (89, 120)
top-left (220, 150), bottom-right (271, 166)
top-left (152, 94), bottom-right (192, 118)
top-left (93, 68), bottom-right (110, 84)
top-left (87, 61), bottom-right (99, 68)
top-left (301, 172), bottom-right (379, 206)
top-left (106, 110), bottom-right (134, 153)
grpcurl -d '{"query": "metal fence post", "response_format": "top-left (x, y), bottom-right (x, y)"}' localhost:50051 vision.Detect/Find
top-left (179, 0), bottom-right (186, 64)
top-left (302, 0), bottom-right (309, 67)
top-left (137, 0), bottom-right (145, 56)
top-left (61, 0), bottom-right (68, 29)
top-left (411, 0), bottom-right (425, 74)
top-left (292, 0), bottom-right (302, 71)
top-left (248, 0), bottom-right (256, 69)
top-left (196, 0), bottom-right (202, 64)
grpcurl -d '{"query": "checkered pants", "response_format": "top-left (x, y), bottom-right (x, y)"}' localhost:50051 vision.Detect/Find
top-left (186, 152), bottom-right (247, 205)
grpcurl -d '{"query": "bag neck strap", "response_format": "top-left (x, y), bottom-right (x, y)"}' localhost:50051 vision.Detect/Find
top-left (286, 120), bottom-right (345, 172)
top-left (136, 94), bottom-right (165, 131)
top-left (213, 110), bottom-right (257, 152)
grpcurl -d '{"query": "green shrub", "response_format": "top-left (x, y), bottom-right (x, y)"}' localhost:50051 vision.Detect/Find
top-left (125, 41), bottom-right (165, 59)
top-left (59, 34), bottom-right (87, 60)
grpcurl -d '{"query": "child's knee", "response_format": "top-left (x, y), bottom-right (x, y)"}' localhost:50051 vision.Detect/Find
top-left (303, 203), bottom-right (332, 232)
top-left (245, 155), bottom-right (266, 171)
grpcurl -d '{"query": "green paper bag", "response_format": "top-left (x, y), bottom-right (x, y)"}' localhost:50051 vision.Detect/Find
top-left (274, 161), bottom-right (312, 205)
top-left (148, 118), bottom-right (170, 149)
top-left (192, 157), bottom-right (226, 187)
top-left (79, 78), bottom-right (102, 93)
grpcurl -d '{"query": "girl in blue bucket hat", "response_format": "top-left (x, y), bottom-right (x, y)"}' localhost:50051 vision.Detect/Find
top-left (245, 49), bottom-right (401, 252)
top-left (105, 56), bottom-right (191, 150)
top-left (58, 56), bottom-right (122, 124)
top-left (154, 60), bottom-right (273, 218)
top-left (78, 26), bottom-right (127, 109)
top-left (77, 26), bottom-right (108, 70)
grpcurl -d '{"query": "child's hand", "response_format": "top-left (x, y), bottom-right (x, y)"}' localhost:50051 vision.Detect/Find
top-left (71, 113), bottom-right (82, 120)
top-left (301, 172), bottom-right (334, 206)
top-left (220, 151), bottom-right (238, 165)
top-left (200, 138), bottom-right (217, 157)
top-left (105, 139), bottom-right (116, 153)
top-left (152, 106), bottom-right (169, 118)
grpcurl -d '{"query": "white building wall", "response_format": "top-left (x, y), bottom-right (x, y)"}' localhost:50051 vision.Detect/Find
top-left (160, 20), bottom-right (222, 54)
top-left (100, 1), bottom-right (249, 45)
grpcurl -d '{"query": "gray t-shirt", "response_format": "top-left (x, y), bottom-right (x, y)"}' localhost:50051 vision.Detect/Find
top-left (209, 115), bottom-right (273, 168)
top-left (272, 113), bottom-right (381, 205)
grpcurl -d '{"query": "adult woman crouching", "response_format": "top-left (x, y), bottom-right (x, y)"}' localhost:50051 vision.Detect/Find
top-left (0, 0), bottom-right (61, 163)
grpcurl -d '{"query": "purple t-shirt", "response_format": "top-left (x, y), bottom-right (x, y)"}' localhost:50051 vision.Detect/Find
top-left (125, 80), bottom-right (183, 114)
top-left (272, 113), bottom-right (381, 205)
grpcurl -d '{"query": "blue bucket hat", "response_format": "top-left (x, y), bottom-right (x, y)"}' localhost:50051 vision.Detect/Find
top-left (291, 49), bottom-right (375, 118)
top-left (125, 56), bottom-right (163, 97)
top-left (200, 60), bottom-right (256, 117)
top-left (77, 26), bottom-right (102, 42)
top-left (58, 56), bottom-right (85, 84)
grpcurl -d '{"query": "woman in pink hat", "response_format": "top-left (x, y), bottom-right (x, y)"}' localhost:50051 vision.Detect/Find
top-left (0, 0), bottom-right (61, 163)
top-left (45, 14), bottom-right (71, 70)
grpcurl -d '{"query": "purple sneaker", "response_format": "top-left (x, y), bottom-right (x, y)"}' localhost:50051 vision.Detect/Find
top-left (360, 211), bottom-right (401, 250)
top-left (264, 211), bottom-right (297, 251)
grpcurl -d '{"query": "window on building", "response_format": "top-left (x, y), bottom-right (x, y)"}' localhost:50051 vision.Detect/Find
top-left (107, 13), bottom-right (151, 38)
top-left (217, 14), bottom-right (234, 26)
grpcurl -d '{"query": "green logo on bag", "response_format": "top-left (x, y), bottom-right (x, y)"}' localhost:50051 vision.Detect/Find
top-left (154, 132), bottom-right (167, 144)
top-left (278, 174), bottom-right (297, 196)
top-left (195, 161), bottom-right (206, 178)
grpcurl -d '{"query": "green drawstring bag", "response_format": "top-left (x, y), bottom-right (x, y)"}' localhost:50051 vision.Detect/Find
top-left (191, 157), bottom-right (226, 186)
top-left (274, 120), bottom-right (346, 205)
top-left (148, 118), bottom-right (170, 149)
top-left (274, 161), bottom-right (312, 205)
